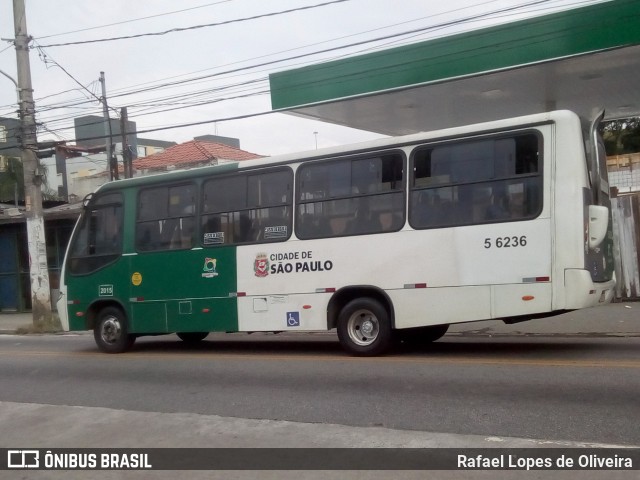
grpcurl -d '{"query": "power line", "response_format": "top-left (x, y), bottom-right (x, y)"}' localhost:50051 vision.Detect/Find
top-left (2, 0), bottom-right (581, 117)
top-left (22, 0), bottom-right (540, 118)
top-left (1, 1), bottom-right (358, 116)
top-left (0, 43), bottom-right (13, 55)
top-left (26, 0), bottom-right (565, 138)
top-left (3, 0), bottom-right (606, 146)
top-left (35, 0), bottom-right (236, 40)
top-left (35, 0), bottom-right (351, 48)
top-left (34, 45), bottom-right (101, 103)
top-left (33, 41), bottom-right (121, 118)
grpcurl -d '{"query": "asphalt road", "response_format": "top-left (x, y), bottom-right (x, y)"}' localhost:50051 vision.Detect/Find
top-left (1, 332), bottom-right (639, 446)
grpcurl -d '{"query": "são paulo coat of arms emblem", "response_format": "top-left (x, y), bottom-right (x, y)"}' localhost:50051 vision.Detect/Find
top-left (254, 253), bottom-right (269, 277)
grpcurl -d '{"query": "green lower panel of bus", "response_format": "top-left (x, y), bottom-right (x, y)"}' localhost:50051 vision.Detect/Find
top-left (129, 298), bottom-right (238, 333)
top-left (66, 246), bottom-right (240, 334)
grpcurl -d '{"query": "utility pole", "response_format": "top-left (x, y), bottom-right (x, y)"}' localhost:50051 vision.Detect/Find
top-left (120, 107), bottom-right (133, 178)
top-left (99, 71), bottom-right (118, 181)
top-left (13, 0), bottom-right (54, 328)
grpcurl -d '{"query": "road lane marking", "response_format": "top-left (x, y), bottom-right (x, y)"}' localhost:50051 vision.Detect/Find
top-left (1, 350), bottom-right (640, 369)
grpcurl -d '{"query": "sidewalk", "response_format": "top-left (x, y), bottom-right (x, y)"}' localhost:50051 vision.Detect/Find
top-left (446, 301), bottom-right (640, 336)
top-left (0, 312), bottom-right (56, 334)
top-left (1, 302), bottom-right (639, 336)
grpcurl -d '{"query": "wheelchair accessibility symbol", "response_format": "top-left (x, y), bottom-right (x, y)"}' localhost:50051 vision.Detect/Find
top-left (287, 311), bottom-right (300, 327)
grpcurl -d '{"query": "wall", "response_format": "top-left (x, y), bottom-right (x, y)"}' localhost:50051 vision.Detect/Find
top-left (608, 153), bottom-right (640, 194)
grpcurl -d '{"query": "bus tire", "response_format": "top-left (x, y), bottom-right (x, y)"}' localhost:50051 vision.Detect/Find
top-left (94, 306), bottom-right (135, 354)
top-left (177, 332), bottom-right (209, 343)
top-left (397, 324), bottom-right (449, 344)
top-left (337, 298), bottom-right (392, 356)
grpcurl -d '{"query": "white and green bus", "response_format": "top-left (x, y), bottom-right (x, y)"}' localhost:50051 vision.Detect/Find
top-left (57, 110), bottom-right (615, 356)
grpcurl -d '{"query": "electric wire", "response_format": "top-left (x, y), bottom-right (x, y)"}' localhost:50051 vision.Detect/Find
top-left (30, 0), bottom-right (562, 132)
top-left (2, 0), bottom-right (594, 117)
top-left (23, 0), bottom-right (559, 122)
top-left (35, 0), bottom-right (237, 40)
top-left (35, 0), bottom-right (351, 48)
top-left (0, 0), bottom-right (612, 149)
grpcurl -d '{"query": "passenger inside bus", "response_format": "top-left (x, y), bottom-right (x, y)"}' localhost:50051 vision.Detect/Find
top-left (486, 188), bottom-right (511, 221)
top-left (237, 212), bottom-right (257, 243)
top-left (347, 198), bottom-right (381, 235)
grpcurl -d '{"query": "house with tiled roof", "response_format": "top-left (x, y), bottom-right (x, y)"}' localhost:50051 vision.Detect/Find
top-left (64, 138), bottom-right (263, 200)
top-left (133, 139), bottom-right (262, 174)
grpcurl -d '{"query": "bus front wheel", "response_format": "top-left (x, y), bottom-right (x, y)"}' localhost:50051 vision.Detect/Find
top-left (94, 307), bottom-right (135, 353)
top-left (337, 298), bottom-right (392, 356)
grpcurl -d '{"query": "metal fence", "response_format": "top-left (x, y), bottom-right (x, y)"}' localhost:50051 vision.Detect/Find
top-left (611, 194), bottom-right (640, 299)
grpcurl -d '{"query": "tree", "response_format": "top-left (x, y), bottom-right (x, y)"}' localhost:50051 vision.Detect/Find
top-left (0, 157), bottom-right (24, 203)
top-left (0, 157), bottom-right (59, 204)
top-left (602, 117), bottom-right (640, 155)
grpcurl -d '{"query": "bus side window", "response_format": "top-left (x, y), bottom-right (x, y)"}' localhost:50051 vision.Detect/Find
top-left (236, 212), bottom-right (257, 243)
top-left (451, 184), bottom-right (474, 225)
top-left (259, 206), bottom-right (289, 241)
top-left (68, 193), bottom-right (123, 275)
top-left (202, 168), bottom-right (292, 246)
top-left (298, 211), bottom-right (331, 238)
top-left (296, 153), bottom-right (404, 238)
top-left (136, 184), bottom-right (196, 252)
top-left (347, 198), bottom-right (382, 235)
top-left (136, 222), bottom-right (157, 251)
top-left (168, 211), bottom-right (196, 250)
top-left (413, 191), bottom-right (443, 227)
top-left (486, 191), bottom-right (510, 220)
top-left (409, 133), bottom-right (541, 229)
top-left (161, 219), bottom-right (179, 249)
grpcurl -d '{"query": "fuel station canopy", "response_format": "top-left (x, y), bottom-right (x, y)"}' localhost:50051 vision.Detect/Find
top-left (270, 0), bottom-right (640, 135)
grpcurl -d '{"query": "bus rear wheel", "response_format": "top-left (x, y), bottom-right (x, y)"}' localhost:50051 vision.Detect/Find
top-left (177, 332), bottom-right (209, 343)
top-left (337, 298), bottom-right (392, 356)
top-left (94, 307), bottom-right (135, 353)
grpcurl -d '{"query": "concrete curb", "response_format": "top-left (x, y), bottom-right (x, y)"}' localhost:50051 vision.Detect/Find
top-left (2, 303), bottom-right (639, 337)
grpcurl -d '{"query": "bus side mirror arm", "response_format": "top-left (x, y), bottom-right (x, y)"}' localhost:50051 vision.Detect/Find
top-left (588, 205), bottom-right (608, 249)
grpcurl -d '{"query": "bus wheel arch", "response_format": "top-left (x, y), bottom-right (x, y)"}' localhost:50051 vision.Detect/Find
top-left (85, 299), bottom-right (128, 331)
top-left (328, 286), bottom-right (395, 356)
top-left (327, 286), bottom-right (395, 330)
top-left (92, 304), bottom-right (135, 354)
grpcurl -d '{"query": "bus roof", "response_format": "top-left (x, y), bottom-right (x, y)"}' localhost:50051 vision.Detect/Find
top-left (269, 0), bottom-right (640, 135)
top-left (94, 110), bottom-right (576, 195)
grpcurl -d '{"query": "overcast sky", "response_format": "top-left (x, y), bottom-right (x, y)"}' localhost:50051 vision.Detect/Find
top-left (0, 0), bottom-right (608, 157)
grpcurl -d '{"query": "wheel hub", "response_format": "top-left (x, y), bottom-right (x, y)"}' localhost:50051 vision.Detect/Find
top-left (101, 317), bottom-right (122, 344)
top-left (361, 319), bottom-right (374, 336)
top-left (347, 309), bottom-right (380, 346)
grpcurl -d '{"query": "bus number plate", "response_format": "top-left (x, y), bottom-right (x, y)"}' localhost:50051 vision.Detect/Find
top-left (99, 285), bottom-right (114, 297)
